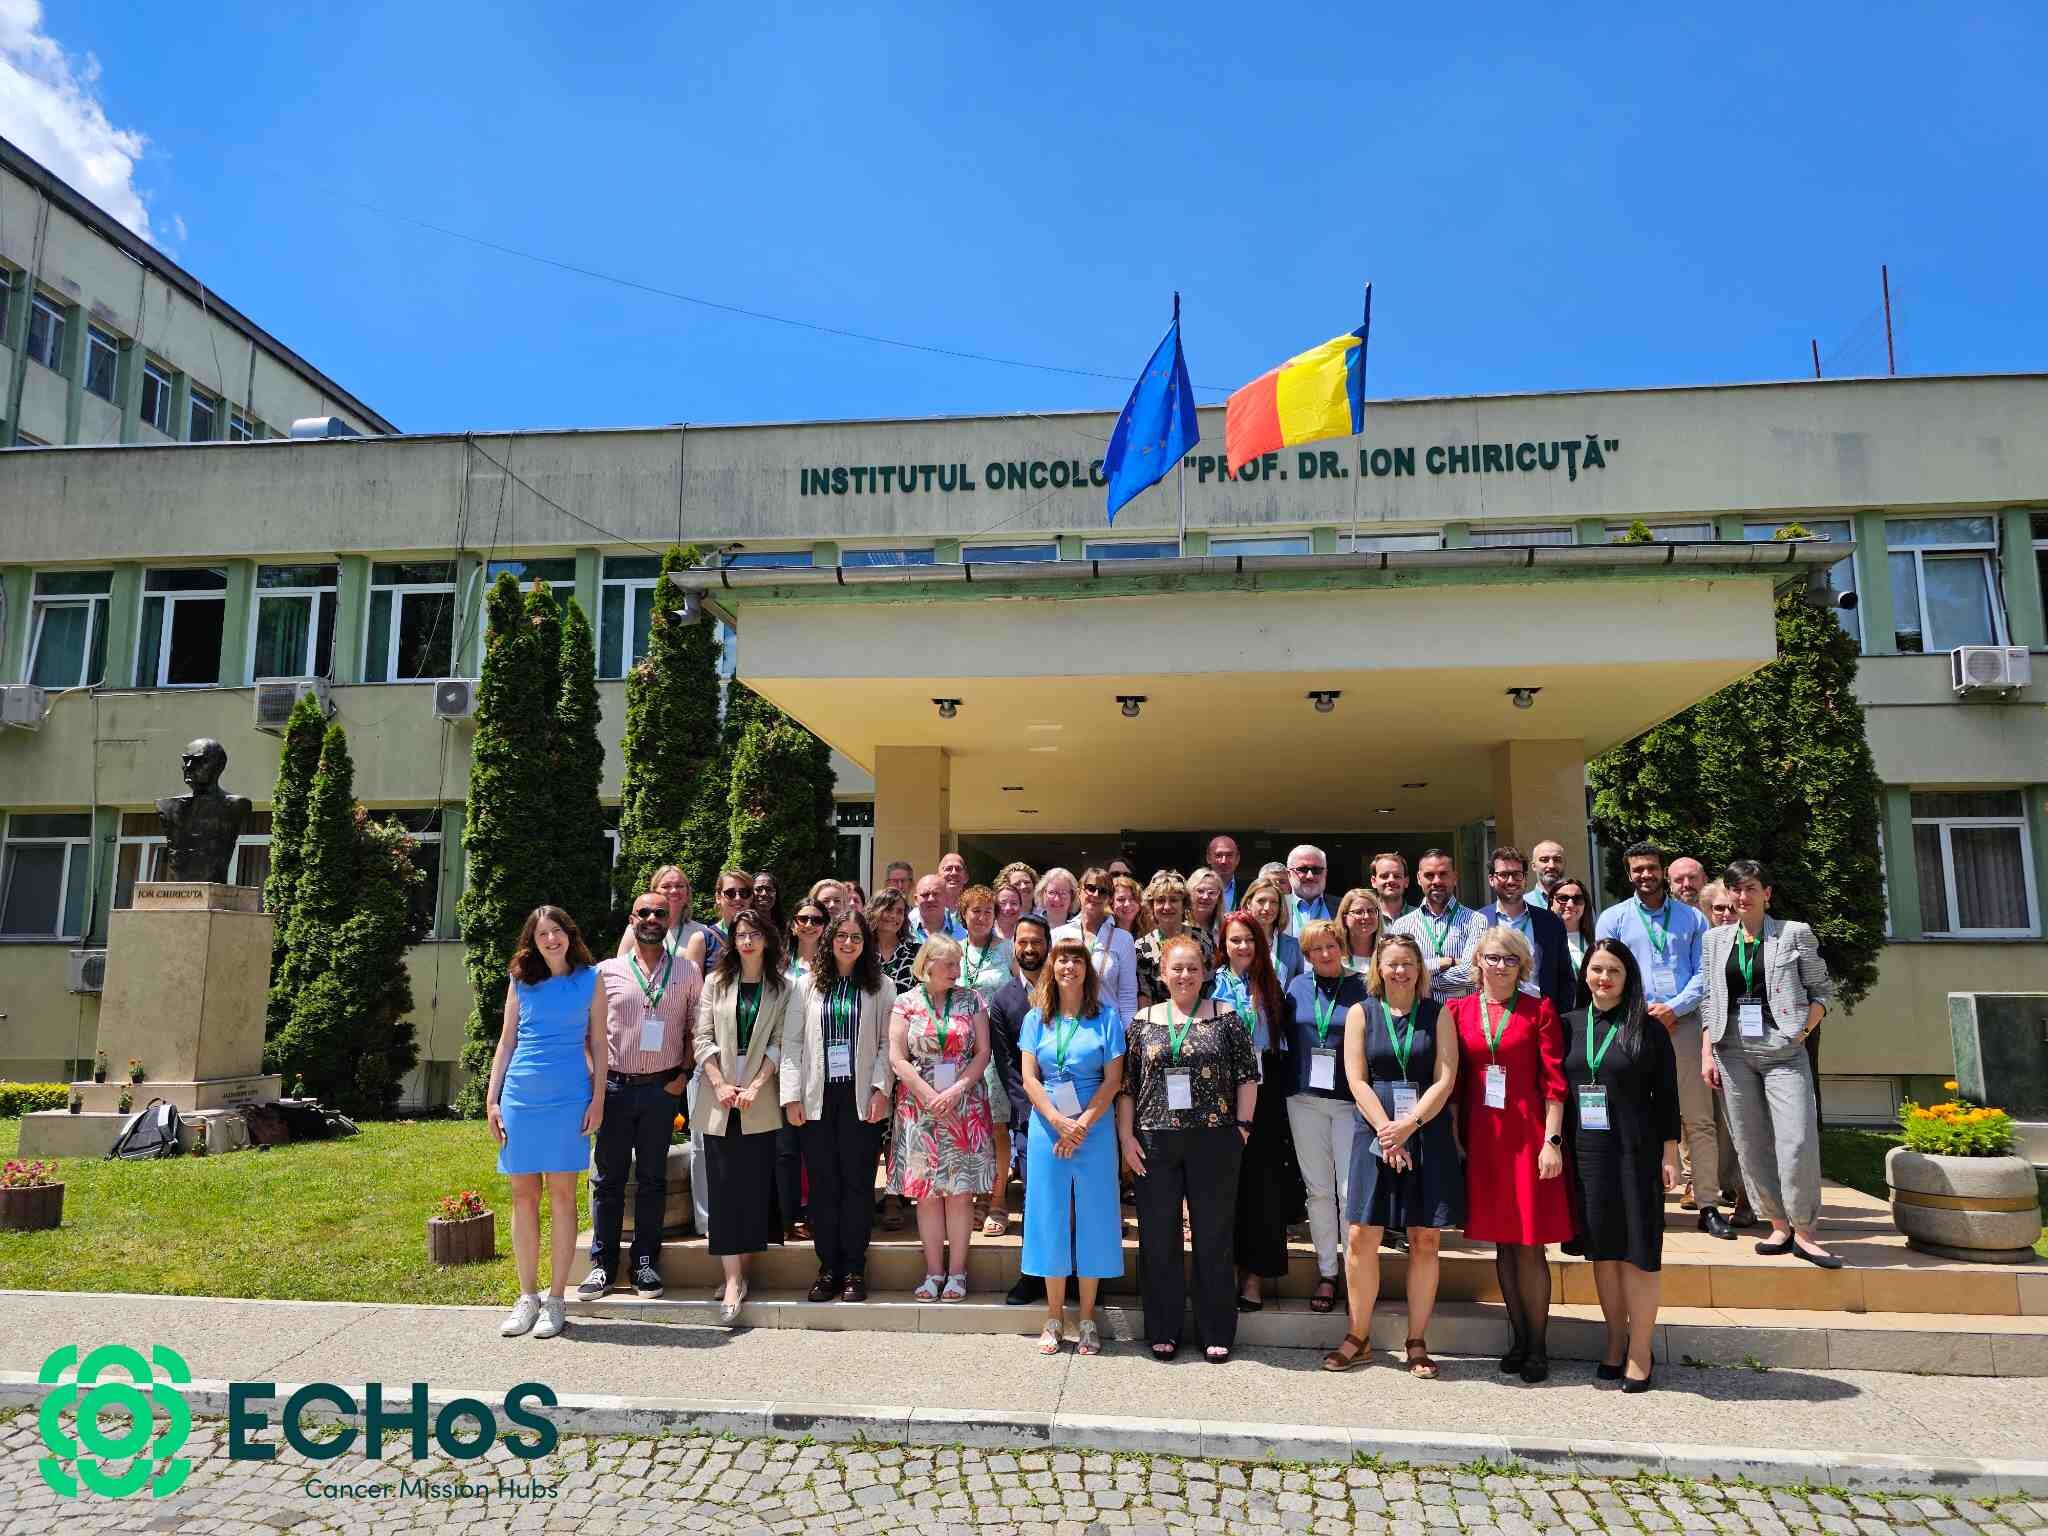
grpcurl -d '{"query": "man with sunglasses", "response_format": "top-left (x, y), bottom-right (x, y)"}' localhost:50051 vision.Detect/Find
top-left (1052, 866), bottom-right (1138, 1025)
top-left (1284, 844), bottom-right (1332, 937)
top-left (582, 892), bottom-right (701, 1301)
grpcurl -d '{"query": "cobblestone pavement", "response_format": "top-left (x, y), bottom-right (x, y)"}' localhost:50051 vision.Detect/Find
top-left (5, 1411), bottom-right (2047, 1536)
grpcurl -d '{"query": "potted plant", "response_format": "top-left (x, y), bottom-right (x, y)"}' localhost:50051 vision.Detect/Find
top-left (0, 1159), bottom-right (64, 1231)
top-left (1887, 1086), bottom-right (2043, 1263)
top-left (67, 1094), bottom-right (82, 1116)
top-left (117, 1087), bottom-right (133, 1114)
top-left (127, 1058), bottom-right (146, 1084)
top-left (427, 1190), bottom-right (495, 1265)
top-left (92, 1053), bottom-right (108, 1084)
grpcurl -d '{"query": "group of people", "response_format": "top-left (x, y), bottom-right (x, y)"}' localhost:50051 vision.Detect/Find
top-left (485, 834), bottom-right (1837, 1390)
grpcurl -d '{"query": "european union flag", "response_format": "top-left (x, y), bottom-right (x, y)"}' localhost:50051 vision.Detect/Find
top-left (1103, 293), bottom-right (1199, 523)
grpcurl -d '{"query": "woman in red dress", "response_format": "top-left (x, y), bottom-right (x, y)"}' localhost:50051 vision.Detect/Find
top-left (1450, 923), bottom-right (1573, 1381)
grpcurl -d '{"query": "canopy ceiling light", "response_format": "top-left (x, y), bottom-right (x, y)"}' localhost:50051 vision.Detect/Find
top-left (1307, 690), bottom-right (1341, 713)
top-left (1117, 695), bottom-right (1147, 719)
top-left (1507, 687), bottom-right (1542, 710)
top-left (933, 697), bottom-right (961, 720)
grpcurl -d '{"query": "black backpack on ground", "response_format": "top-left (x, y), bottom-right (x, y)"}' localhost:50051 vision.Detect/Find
top-left (107, 1100), bottom-right (184, 1160)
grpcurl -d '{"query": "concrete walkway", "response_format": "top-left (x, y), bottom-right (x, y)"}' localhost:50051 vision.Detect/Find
top-left (7, 1290), bottom-right (2048, 1475)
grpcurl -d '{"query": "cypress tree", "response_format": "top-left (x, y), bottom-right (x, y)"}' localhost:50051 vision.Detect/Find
top-left (262, 691), bottom-right (326, 1043)
top-left (1590, 543), bottom-right (1886, 1008)
top-left (726, 712), bottom-right (835, 900)
top-left (555, 595), bottom-right (611, 949)
top-left (615, 543), bottom-right (724, 915)
top-left (264, 721), bottom-right (356, 1079)
top-left (454, 573), bottom-right (556, 1114)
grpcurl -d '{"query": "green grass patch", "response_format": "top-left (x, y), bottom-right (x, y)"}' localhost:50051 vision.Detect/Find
top-left (0, 1118), bottom-right (583, 1304)
top-left (1822, 1126), bottom-right (2048, 1260)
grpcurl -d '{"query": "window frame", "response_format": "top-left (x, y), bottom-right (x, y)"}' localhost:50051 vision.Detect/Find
top-left (1081, 539), bottom-right (1180, 560)
top-left (720, 550), bottom-right (815, 569)
top-left (0, 812), bottom-right (94, 940)
top-left (114, 814), bottom-right (271, 910)
top-left (478, 558), bottom-right (578, 659)
top-left (1910, 791), bottom-right (2040, 939)
top-left (1885, 517), bottom-right (2006, 653)
top-left (1339, 531), bottom-right (1444, 554)
top-left (1467, 525), bottom-right (1574, 547)
top-left (365, 563), bottom-right (460, 684)
top-left (135, 567), bottom-right (230, 690)
top-left (1606, 521), bottom-right (1715, 543)
top-left (1745, 519), bottom-right (1860, 647)
top-left (598, 555), bottom-right (662, 679)
top-left (1208, 535), bottom-right (1314, 557)
top-left (376, 810), bottom-right (446, 938)
top-left (139, 361), bottom-right (174, 434)
top-left (26, 571), bottom-right (113, 690)
top-left (188, 388), bottom-right (220, 442)
top-left (962, 543), bottom-right (1058, 565)
top-left (83, 325), bottom-right (121, 401)
top-left (249, 563), bottom-right (340, 682)
top-left (24, 293), bottom-right (67, 372)
top-left (228, 410), bottom-right (258, 442)
top-left (838, 547), bottom-right (936, 568)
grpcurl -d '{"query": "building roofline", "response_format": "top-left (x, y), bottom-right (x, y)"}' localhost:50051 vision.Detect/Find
top-left (0, 133), bottom-right (399, 435)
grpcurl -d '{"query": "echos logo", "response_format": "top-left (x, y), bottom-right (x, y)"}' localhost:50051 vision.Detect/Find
top-left (38, 1343), bottom-right (194, 1500)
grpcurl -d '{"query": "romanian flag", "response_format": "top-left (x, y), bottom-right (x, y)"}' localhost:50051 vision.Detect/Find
top-left (1223, 285), bottom-right (1371, 476)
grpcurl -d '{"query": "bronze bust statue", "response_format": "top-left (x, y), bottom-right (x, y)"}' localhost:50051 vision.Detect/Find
top-left (156, 739), bottom-right (253, 883)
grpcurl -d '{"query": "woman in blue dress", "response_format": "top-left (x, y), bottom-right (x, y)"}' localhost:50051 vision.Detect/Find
top-left (487, 905), bottom-right (606, 1341)
top-left (1018, 933), bottom-right (1126, 1356)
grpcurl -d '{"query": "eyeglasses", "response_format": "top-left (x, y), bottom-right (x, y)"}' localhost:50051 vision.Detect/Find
top-left (1479, 953), bottom-right (1520, 969)
top-left (1551, 893), bottom-right (1584, 906)
top-left (1082, 883), bottom-right (1110, 896)
top-left (717, 888), bottom-right (748, 900)
top-left (1492, 868), bottom-right (1526, 880)
top-left (632, 908), bottom-right (665, 920)
top-left (793, 914), bottom-right (824, 927)
top-left (1291, 865), bottom-right (1325, 876)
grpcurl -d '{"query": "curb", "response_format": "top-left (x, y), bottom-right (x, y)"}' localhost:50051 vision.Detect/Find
top-left (3, 1372), bottom-right (2044, 1497)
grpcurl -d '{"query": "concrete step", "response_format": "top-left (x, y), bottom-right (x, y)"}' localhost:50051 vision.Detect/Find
top-left (558, 1292), bottom-right (2048, 1376)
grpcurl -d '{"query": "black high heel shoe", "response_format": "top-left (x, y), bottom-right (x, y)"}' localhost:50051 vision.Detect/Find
top-left (1621, 1369), bottom-right (1655, 1394)
top-left (1596, 1361), bottom-right (1625, 1381)
top-left (1519, 1354), bottom-right (1550, 1384)
top-left (1498, 1346), bottom-right (1527, 1374)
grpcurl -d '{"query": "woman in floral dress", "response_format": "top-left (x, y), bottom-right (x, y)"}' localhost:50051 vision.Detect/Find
top-left (886, 935), bottom-right (995, 1300)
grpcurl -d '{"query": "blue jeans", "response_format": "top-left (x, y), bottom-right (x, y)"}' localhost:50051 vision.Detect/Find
top-left (588, 1074), bottom-right (681, 1271)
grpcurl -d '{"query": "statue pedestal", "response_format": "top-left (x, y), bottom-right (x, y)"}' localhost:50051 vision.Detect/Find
top-left (19, 883), bottom-right (281, 1158)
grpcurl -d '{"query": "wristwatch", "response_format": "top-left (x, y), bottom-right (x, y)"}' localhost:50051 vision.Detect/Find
top-left (1237, 1120), bottom-right (1255, 1134)
top-left (1547, 1134), bottom-right (1563, 1147)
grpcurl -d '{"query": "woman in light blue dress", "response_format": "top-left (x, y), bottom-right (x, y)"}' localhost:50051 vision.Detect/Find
top-left (487, 905), bottom-right (606, 1341)
top-left (1018, 934), bottom-right (1126, 1356)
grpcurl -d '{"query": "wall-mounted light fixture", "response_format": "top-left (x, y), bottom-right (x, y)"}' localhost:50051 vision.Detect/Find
top-left (1307, 690), bottom-right (1341, 714)
top-left (1117, 695), bottom-right (1147, 719)
top-left (933, 697), bottom-right (961, 720)
top-left (1507, 687), bottom-right (1541, 710)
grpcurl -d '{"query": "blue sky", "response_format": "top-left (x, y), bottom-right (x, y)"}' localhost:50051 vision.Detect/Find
top-left (8, 2), bottom-right (2046, 433)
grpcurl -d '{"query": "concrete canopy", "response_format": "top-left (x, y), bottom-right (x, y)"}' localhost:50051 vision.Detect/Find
top-left (688, 550), bottom-right (1806, 835)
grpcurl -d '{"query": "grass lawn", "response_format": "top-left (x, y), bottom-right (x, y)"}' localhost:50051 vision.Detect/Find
top-left (1822, 1126), bottom-right (2048, 1260)
top-left (0, 1118), bottom-right (591, 1305)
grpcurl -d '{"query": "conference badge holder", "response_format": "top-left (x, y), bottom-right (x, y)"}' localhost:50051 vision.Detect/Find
top-left (1166, 1070), bottom-right (1193, 1112)
top-left (1484, 1063), bottom-right (1507, 1110)
top-left (1738, 1000), bottom-right (1766, 1039)
top-left (1309, 1049), bottom-right (1338, 1091)
top-left (1051, 1080), bottom-right (1084, 1117)
top-left (1579, 1085), bottom-right (1609, 1130)
top-left (828, 1042), bottom-right (853, 1081)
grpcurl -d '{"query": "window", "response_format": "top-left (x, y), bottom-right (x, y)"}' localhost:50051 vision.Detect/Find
top-left (716, 620), bottom-right (736, 679)
top-left (84, 326), bottom-right (120, 401)
top-left (1887, 517), bottom-right (2003, 653)
top-left (252, 564), bottom-right (339, 680)
top-left (137, 568), bottom-right (229, 688)
top-left (1082, 540), bottom-right (1179, 560)
top-left (1607, 522), bottom-right (1714, 543)
top-left (1469, 526), bottom-right (1573, 547)
top-left (188, 390), bottom-right (219, 442)
top-left (840, 547), bottom-right (935, 567)
top-left (140, 362), bottom-right (173, 433)
top-left (1209, 535), bottom-right (1312, 557)
top-left (228, 411), bottom-right (258, 442)
top-left (1340, 531), bottom-right (1444, 553)
top-left (722, 550), bottom-right (813, 568)
top-left (366, 562), bottom-right (457, 682)
top-left (963, 543), bottom-right (1057, 564)
top-left (0, 813), bottom-right (93, 938)
top-left (24, 295), bottom-right (66, 371)
top-left (1745, 519), bottom-right (1859, 645)
top-left (484, 557), bottom-right (576, 602)
top-left (114, 811), bottom-right (271, 909)
top-left (0, 266), bottom-right (12, 333)
top-left (2033, 513), bottom-right (2047, 637)
top-left (378, 811), bottom-right (445, 937)
top-left (598, 555), bottom-right (661, 678)
top-left (1911, 791), bottom-right (2038, 937)
top-left (26, 571), bottom-right (112, 689)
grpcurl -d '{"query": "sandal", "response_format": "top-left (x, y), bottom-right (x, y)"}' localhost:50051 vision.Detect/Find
top-left (1076, 1319), bottom-right (1101, 1356)
top-left (1037, 1321), bottom-right (1064, 1355)
top-left (912, 1273), bottom-right (942, 1301)
top-left (942, 1272), bottom-right (968, 1301)
top-left (1205, 1346), bottom-right (1231, 1364)
top-left (1322, 1333), bottom-right (1371, 1372)
top-left (982, 1209), bottom-right (1010, 1237)
top-left (1151, 1340), bottom-right (1179, 1361)
top-left (1309, 1277), bottom-right (1339, 1315)
top-left (1405, 1338), bottom-right (1439, 1379)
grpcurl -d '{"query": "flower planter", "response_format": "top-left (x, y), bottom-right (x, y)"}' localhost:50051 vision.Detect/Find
top-left (1886, 1147), bottom-right (2043, 1263)
top-left (0, 1183), bottom-right (64, 1232)
top-left (426, 1211), bottom-right (496, 1265)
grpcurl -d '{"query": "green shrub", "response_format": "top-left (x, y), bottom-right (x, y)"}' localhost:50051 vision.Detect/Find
top-left (0, 1083), bottom-right (69, 1117)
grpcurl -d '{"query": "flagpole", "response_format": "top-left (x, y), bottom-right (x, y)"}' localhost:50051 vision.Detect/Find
top-left (1350, 281), bottom-right (1371, 558)
top-left (1178, 458), bottom-right (1187, 555)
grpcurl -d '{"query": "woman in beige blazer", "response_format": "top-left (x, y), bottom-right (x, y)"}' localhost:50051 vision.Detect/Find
top-left (693, 908), bottom-right (804, 1323)
top-left (789, 909), bottom-right (899, 1302)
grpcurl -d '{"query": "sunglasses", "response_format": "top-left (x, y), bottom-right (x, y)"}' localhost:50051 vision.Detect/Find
top-left (1082, 883), bottom-right (1110, 896)
top-left (1291, 865), bottom-right (1325, 876)
top-left (793, 913), bottom-right (824, 927)
top-left (632, 908), bottom-right (665, 920)
top-left (718, 888), bottom-right (748, 900)
top-left (1552, 893), bottom-right (1584, 905)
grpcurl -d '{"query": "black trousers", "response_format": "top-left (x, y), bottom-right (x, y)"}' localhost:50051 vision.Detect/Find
top-left (588, 1075), bottom-right (680, 1271)
top-left (1133, 1126), bottom-right (1242, 1349)
top-left (775, 1122), bottom-right (804, 1229)
top-left (799, 1081), bottom-right (884, 1277)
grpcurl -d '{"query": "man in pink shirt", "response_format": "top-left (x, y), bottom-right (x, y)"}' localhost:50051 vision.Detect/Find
top-left (581, 892), bottom-right (701, 1300)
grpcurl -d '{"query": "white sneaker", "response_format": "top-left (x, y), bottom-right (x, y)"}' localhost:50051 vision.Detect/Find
top-left (500, 1295), bottom-right (541, 1337)
top-left (532, 1297), bottom-right (567, 1339)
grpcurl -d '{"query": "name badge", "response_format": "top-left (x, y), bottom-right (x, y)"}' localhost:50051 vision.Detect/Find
top-left (1051, 1080), bottom-right (1083, 1117)
top-left (1649, 963), bottom-right (1677, 998)
top-left (638, 1015), bottom-right (664, 1054)
top-left (1579, 1085), bottom-right (1609, 1130)
top-left (1165, 1070), bottom-right (1194, 1112)
top-left (1738, 1000), bottom-right (1766, 1039)
top-left (827, 1042), bottom-right (853, 1081)
top-left (1391, 1083), bottom-right (1419, 1119)
top-left (1484, 1063), bottom-right (1507, 1110)
top-left (931, 1062), bottom-right (959, 1092)
top-left (1309, 1049), bottom-right (1337, 1091)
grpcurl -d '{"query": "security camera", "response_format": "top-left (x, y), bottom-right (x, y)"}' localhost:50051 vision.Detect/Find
top-left (668, 592), bottom-right (703, 625)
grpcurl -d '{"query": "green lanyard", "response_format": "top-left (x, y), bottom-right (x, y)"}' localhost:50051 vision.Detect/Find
top-left (964, 942), bottom-right (994, 989)
top-left (1479, 995), bottom-right (1510, 1061)
top-left (1311, 985), bottom-right (1340, 1046)
top-left (736, 983), bottom-right (763, 1054)
top-left (1735, 930), bottom-right (1762, 995)
top-left (630, 948), bottom-right (673, 1009)
top-left (1422, 901), bottom-right (1460, 955)
top-left (1380, 1000), bottom-right (1417, 1080)
top-left (922, 985), bottom-right (955, 1056)
top-left (1052, 1013), bottom-right (1083, 1073)
top-left (1164, 1001), bottom-right (1196, 1062)
top-left (828, 982), bottom-right (856, 1044)
top-left (1586, 1008), bottom-right (1623, 1077)
top-left (1635, 900), bottom-right (1671, 958)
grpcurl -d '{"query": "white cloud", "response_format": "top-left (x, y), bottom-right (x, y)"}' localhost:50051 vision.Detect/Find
top-left (0, 0), bottom-right (153, 240)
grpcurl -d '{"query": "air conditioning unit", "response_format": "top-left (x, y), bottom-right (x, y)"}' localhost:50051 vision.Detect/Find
top-left (0, 683), bottom-right (48, 730)
top-left (433, 679), bottom-right (477, 721)
top-left (67, 949), bottom-right (107, 993)
top-left (252, 678), bottom-right (332, 734)
top-left (1951, 646), bottom-right (2031, 695)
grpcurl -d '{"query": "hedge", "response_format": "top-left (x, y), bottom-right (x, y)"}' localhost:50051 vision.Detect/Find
top-left (0, 1083), bottom-right (70, 1117)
